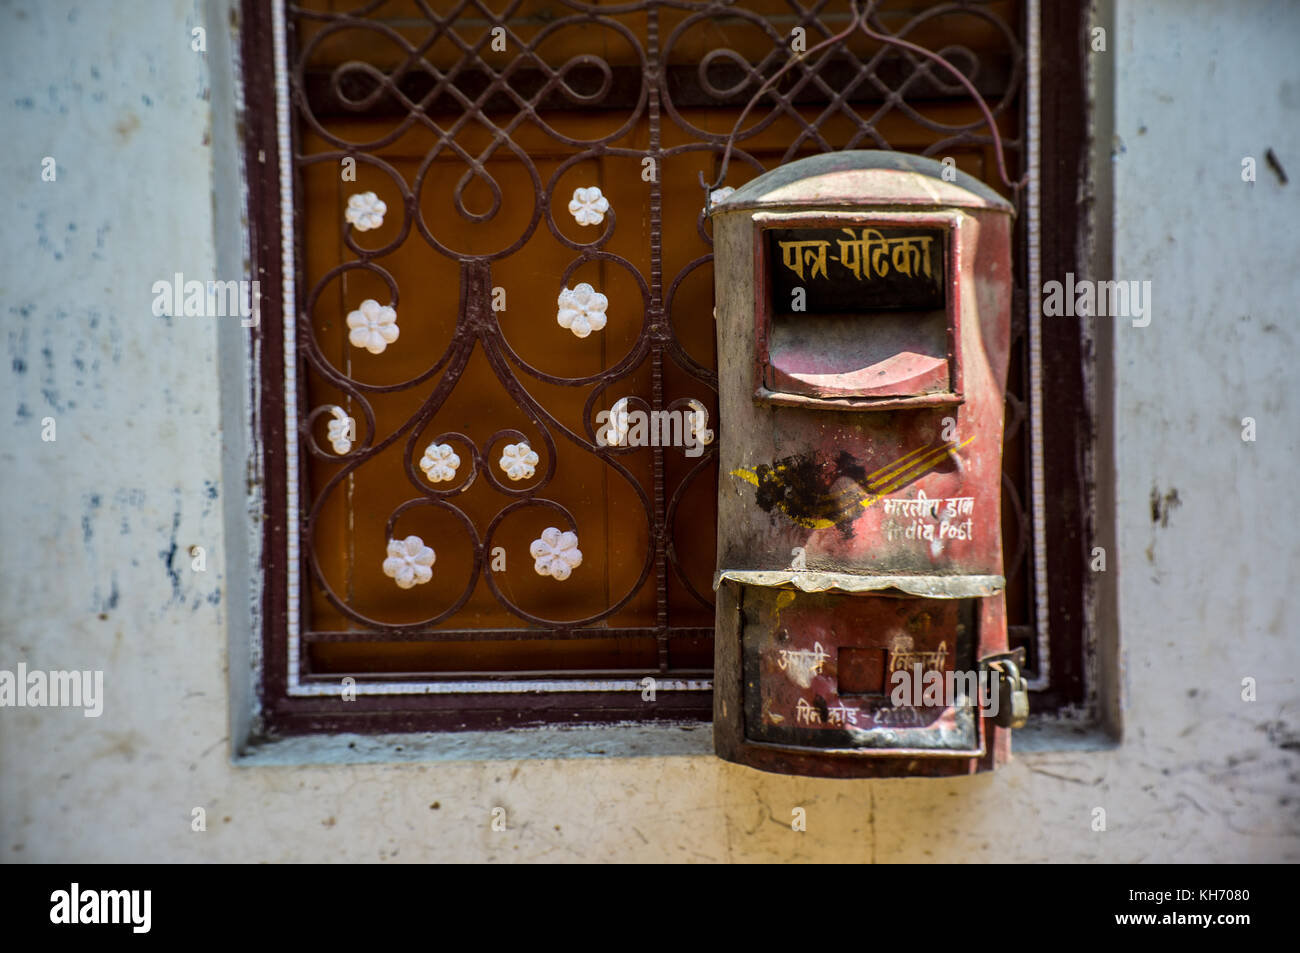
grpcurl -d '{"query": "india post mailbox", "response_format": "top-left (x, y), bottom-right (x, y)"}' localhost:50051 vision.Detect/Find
top-left (710, 151), bottom-right (1023, 778)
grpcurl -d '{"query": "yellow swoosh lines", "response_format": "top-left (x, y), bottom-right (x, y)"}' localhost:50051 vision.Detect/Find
top-left (853, 436), bottom-right (974, 510)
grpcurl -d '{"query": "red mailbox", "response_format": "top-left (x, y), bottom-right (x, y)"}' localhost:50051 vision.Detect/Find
top-left (710, 151), bottom-right (1022, 778)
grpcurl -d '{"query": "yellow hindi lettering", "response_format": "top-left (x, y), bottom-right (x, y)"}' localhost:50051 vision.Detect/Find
top-left (785, 230), bottom-right (936, 283)
top-left (867, 229), bottom-right (892, 277)
top-left (833, 228), bottom-right (892, 280)
top-left (778, 239), bottom-right (830, 282)
top-left (836, 228), bottom-right (865, 279)
top-left (889, 235), bottom-right (934, 278)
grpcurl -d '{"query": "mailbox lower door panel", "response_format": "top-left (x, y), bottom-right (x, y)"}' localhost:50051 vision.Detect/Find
top-left (741, 587), bottom-right (980, 754)
top-left (714, 581), bottom-right (1001, 778)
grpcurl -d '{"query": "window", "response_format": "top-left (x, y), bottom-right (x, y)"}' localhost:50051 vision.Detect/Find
top-left (242, 0), bottom-right (1095, 735)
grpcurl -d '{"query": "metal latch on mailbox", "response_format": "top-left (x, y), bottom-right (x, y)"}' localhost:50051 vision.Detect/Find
top-left (981, 647), bottom-right (1030, 730)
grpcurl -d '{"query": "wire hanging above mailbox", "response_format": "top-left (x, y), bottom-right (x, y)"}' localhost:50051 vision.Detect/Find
top-left (701, 0), bottom-right (1029, 209)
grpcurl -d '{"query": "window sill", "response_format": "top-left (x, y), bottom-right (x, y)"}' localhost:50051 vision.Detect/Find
top-left (235, 722), bottom-right (715, 767)
top-left (1012, 716), bottom-right (1120, 753)
top-left (234, 712), bottom-right (1116, 766)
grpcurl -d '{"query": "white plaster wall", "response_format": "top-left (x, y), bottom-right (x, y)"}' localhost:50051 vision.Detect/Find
top-left (0, 0), bottom-right (1296, 862)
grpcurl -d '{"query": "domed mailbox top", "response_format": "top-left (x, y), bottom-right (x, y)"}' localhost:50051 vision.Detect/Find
top-left (711, 150), bottom-right (1015, 216)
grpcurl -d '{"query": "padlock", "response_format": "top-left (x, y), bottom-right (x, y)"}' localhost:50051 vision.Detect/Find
top-left (992, 658), bottom-right (1029, 729)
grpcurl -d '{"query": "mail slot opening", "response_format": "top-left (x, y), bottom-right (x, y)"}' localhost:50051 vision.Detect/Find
top-left (767, 310), bottom-right (950, 398)
top-left (766, 224), bottom-right (950, 399)
top-left (756, 219), bottom-right (963, 406)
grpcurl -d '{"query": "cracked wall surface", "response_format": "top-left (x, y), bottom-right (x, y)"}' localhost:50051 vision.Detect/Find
top-left (0, 0), bottom-right (1297, 862)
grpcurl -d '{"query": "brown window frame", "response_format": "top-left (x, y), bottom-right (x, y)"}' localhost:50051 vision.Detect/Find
top-left (241, 0), bottom-right (1097, 737)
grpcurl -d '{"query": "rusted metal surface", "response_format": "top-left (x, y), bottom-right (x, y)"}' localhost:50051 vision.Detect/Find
top-left (711, 151), bottom-right (1013, 775)
top-left (740, 588), bottom-right (981, 752)
top-left (715, 569), bottom-right (1003, 598)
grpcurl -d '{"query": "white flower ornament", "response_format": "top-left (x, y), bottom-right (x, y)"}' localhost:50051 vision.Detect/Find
top-left (382, 535), bottom-right (435, 589)
top-left (498, 441), bottom-right (539, 481)
top-left (602, 397), bottom-right (631, 447)
top-left (327, 406), bottom-right (355, 454)
top-left (420, 442), bottom-right (461, 484)
top-left (347, 299), bottom-right (399, 355)
top-left (568, 186), bottom-right (609, 227)
top-left (686, 399), bottom-right (714, 447)
top-left (530, 527), bottom-right (583, 581)
top-left (345, 191), bottom-right (387, 231)
top-left (557, 283), bottom-right (608, 339)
